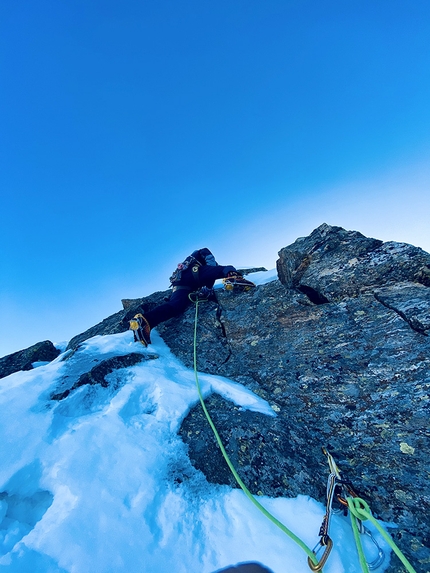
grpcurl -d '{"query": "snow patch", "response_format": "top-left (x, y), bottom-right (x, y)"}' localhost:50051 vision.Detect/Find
top-left (0, 330), bottom-right (393, 573)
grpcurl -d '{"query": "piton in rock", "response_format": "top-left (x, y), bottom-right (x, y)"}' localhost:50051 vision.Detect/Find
top-left (1, 223), bottom-right (429, 573)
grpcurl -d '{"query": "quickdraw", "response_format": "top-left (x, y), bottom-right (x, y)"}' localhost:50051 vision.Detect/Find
top-left (308, 449), bottom-right (341, 571)
top-left (310, 449), bottom-right (419, 573)
top-left (308, 448), bottom-right (385, 572)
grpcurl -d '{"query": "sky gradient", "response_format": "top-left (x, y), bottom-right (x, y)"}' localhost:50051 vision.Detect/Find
top-left (1, 0), bottom-right (430, 356)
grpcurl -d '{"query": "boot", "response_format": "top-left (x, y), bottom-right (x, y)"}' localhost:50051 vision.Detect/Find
top-left (223, 271), bottom-right (256, 291)
top-left (129, 314), bottom-right (152, 346)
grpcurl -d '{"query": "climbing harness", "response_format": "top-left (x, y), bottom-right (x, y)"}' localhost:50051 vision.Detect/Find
top-left (315, 449), bottom-right (417, 573)
top-left (172, 285), bottom-right (193, 293)
top-left (191, 299), bottom-right (320, 569)
top-left (191, 300), bottom-right (418, 573)
top-left (188, 286), bottom-right (214, 303)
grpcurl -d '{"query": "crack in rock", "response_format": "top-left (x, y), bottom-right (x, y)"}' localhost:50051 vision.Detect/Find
top-left (374, 287), bottom-right (430, 336)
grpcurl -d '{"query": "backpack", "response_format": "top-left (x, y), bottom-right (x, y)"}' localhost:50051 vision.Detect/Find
top-left (169, 248), bottom-right (217, 286)
top-left (169, 255), bottom-right (201, 286)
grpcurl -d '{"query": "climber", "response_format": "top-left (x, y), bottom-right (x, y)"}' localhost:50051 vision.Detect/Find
top-left (129, 247), bottom-right (254, 346)
top-left (214, 563), bottom-right (274, 573)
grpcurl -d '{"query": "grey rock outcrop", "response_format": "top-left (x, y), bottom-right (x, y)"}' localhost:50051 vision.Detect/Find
top-left (0, 340), bottom-right (60, 379)
top-left (50, 352), bottom-right (157, 401)
top-left (156, 224), bottom-right (429, 573)
top-left (276, 223), bottom-right (430, 301)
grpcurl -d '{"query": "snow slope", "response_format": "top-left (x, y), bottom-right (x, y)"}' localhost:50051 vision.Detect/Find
top-left (0, 324), bottom-right (393, 573)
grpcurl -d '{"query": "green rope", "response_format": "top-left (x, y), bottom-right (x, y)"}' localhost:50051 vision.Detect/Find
top-left (346, 497), bottom-right (417, 573)
top-left (192, 301), bottom-right (320, 568)
top-left (348, 509), bottom-right (370, 573)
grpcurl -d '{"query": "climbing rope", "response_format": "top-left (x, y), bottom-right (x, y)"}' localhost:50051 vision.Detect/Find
top-left (191, 300), bottom-right (320, 569)
top-left (191, 299), bottom-right (418, 573)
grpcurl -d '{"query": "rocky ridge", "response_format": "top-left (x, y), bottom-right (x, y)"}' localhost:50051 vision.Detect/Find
top-left (0, 340), bottom-right (60, 380)
top-left (1, 224), bottom-right (429, 573)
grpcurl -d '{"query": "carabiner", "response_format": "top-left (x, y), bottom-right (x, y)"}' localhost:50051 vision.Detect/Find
top-left (307, 537), bottom-right (333, 572)
top-left (363, 527), bottom-right (385, 570)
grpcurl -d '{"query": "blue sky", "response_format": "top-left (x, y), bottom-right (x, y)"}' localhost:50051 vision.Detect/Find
top-left (1, 0), bottom-right (430, 356)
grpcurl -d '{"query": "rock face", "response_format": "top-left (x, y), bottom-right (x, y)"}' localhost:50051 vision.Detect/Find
top-left (3, 224), bottom-right (428, 572)
top-left (158, 224), bottom-right (429, 573)
top-left (0, 340), bottom-right (60, 379)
